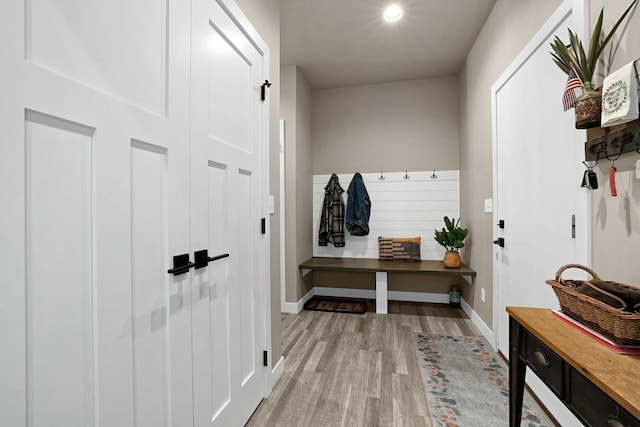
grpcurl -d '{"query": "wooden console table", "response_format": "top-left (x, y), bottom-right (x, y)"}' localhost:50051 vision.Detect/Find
top-left (299, 257), bottom-right (475, 314)
top-left (508, 307), bottom-right (640, 427)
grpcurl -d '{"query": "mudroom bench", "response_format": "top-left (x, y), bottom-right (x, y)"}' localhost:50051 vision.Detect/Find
top-left (299, 257), bottom-right (476, 314)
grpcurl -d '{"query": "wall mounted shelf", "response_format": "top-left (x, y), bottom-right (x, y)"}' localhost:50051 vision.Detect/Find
top-left (584, 61), bottom-right (639, 163)
top-left (584, 118), bottom-right (640, 162)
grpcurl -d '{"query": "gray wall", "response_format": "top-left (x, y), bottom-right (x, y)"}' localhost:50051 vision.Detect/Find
top-left (589, 1), bottom-right (640, 284)
top-left (233, 0), bottom-right (282, 367)
top-left (281, 66), bottom-right (314, 303)
top-left (309, 77), bottom-right (461, 294)
top-left (277, 0), bottom-right (640, 339)
top-left (459, 0), bottom-right (564, 328)
top-left (460, 0), bottom-right (640, 329)
top-left (312, 78), bottom-right (460, 174)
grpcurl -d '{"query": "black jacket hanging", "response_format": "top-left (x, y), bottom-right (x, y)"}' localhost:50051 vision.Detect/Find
top-left (346, 172), bottom-right (371, 236)
top-left (318, 173), bottom-right (345, 247)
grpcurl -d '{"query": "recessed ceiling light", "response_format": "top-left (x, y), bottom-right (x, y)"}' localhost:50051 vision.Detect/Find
top-left (383, 4), bottom-right (403, 22)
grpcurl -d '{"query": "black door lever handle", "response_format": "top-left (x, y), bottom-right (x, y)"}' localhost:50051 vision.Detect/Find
top-left (194, 249), bottom-right (230, 269)
top-left (208, 253), bottom-right (230, 262)
top-left (167, 253), bottom-right (196, 275)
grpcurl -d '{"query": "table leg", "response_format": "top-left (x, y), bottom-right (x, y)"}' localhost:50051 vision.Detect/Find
top-left (375, 272), bottom-right (387, 314)
top-left (509, 316), bottom-right (526, 427)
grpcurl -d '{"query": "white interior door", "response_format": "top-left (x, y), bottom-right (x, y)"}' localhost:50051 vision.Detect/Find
top-left (0, 0), bottom-right (193, 426)
top-left (190, 1), bottom-right (269, 426)
top-left (1, 1), bottom-right (270, 426)
top-left (492, 1), bottom-right (589, 424)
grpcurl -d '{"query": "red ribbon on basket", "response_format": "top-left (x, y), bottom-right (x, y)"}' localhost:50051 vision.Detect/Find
top-left (609, 166), bottom-right (617, 197)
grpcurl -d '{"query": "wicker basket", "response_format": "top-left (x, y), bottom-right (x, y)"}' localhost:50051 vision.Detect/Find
top-left (546, 264), bottom-right (640, 346)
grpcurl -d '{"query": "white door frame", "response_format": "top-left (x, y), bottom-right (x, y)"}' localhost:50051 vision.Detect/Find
top-left (490, 0), bottom-right (591, 350)
top-left (279, 119), bottom-right (287, 313)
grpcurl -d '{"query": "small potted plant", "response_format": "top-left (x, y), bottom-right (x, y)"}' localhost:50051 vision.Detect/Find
top-left (434, 216), bottom-right (468, 268)
top-left (550, 0), bottom-right (638, 128)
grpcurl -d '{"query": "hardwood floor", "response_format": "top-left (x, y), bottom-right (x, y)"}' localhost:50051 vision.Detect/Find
top-left (246, 301), bottom-right (481, 427)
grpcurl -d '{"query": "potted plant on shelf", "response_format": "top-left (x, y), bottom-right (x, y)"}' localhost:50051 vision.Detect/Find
top-left (550, 0), bottom-right (638, 129)
top-left (434, 216), bottom-right (468, 268)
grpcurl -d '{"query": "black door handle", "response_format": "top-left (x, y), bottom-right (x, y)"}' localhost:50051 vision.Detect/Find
top-left (167, 253), bottom-right (196, 275)
top-left (194, 249), bottom-right (230, 269)
top-left (493, 237), bottom-right (505, 248)
top-left (208, 253), bottom-right (230, 262)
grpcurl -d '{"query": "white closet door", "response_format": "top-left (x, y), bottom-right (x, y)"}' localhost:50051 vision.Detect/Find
top-left (189, 1), bottom-right (269, 426)
top-left (0, 1), bottom-right (193, 426)
top-left (492, 1), bottom-right (589, 425)
top-left (493, 1), bottom-right (589, 357)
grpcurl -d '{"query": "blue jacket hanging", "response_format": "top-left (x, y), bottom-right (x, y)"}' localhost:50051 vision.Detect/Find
top-left (346, 172), bottom-right (371, 236)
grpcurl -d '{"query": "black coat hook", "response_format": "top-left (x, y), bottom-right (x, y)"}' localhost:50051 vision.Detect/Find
top-left (605, 146), bottom-right (624, 163)
top-left (582, 152), bottom-right (600, 169)
top-left (431, 169), bottom-right (437, 179)
top-left (403, 170), bottom-right (410, 180)
top-left (379, 171), bottom-right (385, 180)
top-left (260, 80), bottom-right (272, 101)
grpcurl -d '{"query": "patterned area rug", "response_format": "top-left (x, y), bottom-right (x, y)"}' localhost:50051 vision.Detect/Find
top-left (413, 333), bottom-right (552, 427)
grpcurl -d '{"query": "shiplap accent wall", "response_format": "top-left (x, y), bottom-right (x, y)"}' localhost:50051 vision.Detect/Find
top-left (313, 171), bottom-right (460, 260)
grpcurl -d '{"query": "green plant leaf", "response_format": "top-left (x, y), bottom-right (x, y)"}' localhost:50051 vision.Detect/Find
top-left (552, 34), bottom-right (585, 83)
top-left (434, 216), bottom-right (468, 252)
top-left (568, 31), bottom-right (588, 83)
top-left (594, 0), bottom-right (639, 62)
top-left (587, 8), bottom-right (605, 76)
top-left (576, 38), bottom-right (589, 77)
top-left (549, 0), bottom-right (638, 87)
top-left (444, 216), bottom-right (454, 232)
top-left (550, 54), bottom-right (571, 75)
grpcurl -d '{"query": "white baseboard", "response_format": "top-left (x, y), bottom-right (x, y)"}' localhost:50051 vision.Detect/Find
top-left (267, 355), bottom-right (285, 396)
top-left (282, 301), bottom-right (300, 314)
top-left (285, 290), bottom-right (497, 370)
top-left (313, 286), bottom-right (374, 299)
top-left (314, 286), bottom-right (449, 304)
top-left (460, 297), bottom-right (495, 348)
top-left (388, 290), bottom-right (449, 304)
top-left (282, 288), bottom-right (315, 314)
top-left (284, 288), bottom-right (495, 351)
top-left (283, 286), bottom-right (452, 312)
top-left (271, 356), bottom-right (284, 390)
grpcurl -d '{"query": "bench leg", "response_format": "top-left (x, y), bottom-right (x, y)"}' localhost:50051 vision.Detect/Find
top-left (376, 272), bottom-right (388, 314)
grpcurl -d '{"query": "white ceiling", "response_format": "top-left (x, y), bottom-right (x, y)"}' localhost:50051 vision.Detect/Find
top-left (280, 0), bottom-right (497, 89)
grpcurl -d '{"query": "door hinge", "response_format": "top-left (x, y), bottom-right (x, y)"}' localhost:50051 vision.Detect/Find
top-left (260, 80), bottom-right (271, 102)
top-left (571, 214), bottom-right (576, 239)
top-left (263, 350), bottom-right (268, 367)
top-left (261, 218), bottom-right (266, 234)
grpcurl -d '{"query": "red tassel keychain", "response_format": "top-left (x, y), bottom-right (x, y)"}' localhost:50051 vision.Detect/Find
top-left (609, 164), bottom-right (617, 197)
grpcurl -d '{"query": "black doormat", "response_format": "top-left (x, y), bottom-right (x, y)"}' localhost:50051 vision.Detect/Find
top-left (303, 296), bottom-right (368, 314)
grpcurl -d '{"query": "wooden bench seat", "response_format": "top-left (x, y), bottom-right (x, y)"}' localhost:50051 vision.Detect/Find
top-left (299, 257), bottom-right (476, 314)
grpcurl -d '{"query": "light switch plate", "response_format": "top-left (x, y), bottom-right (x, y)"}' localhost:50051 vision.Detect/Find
top-left (267, 195), bottom-right (275, 215)
top-left (484, 199), bottom-right (493, 213)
